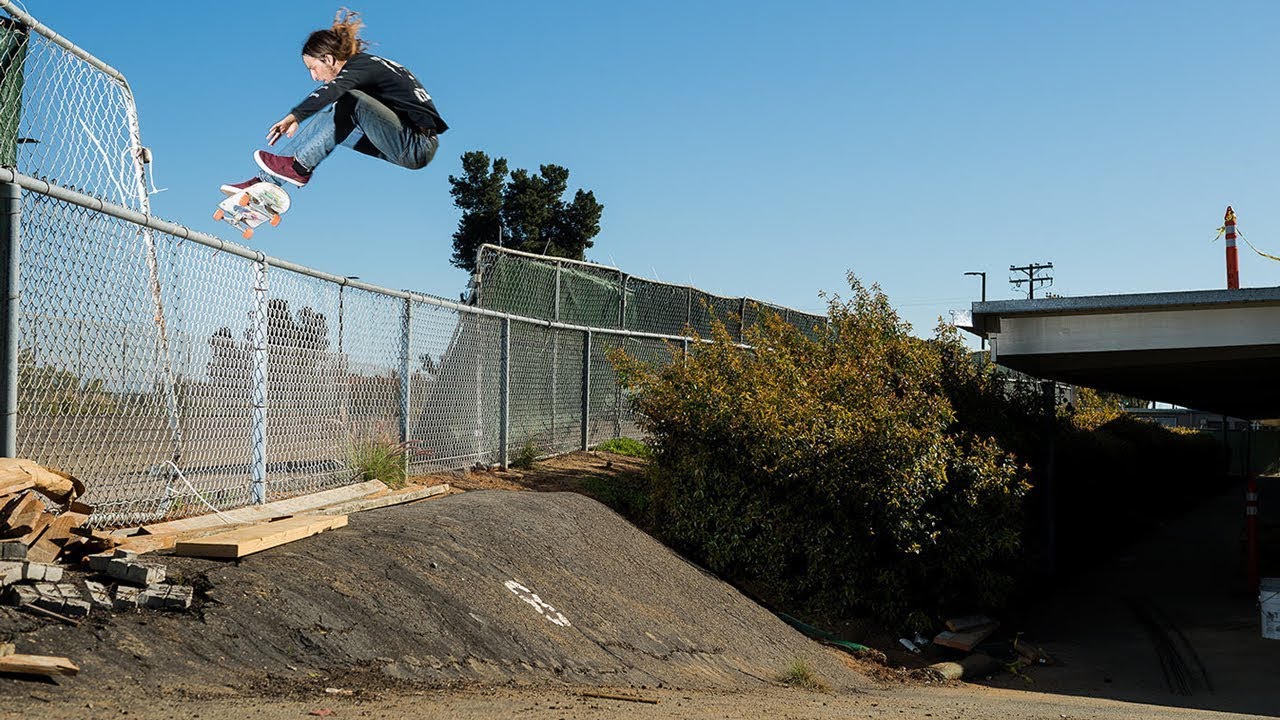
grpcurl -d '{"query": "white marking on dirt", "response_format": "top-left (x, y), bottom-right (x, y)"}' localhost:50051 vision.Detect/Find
top-left (504, 580), bottom-right (571, 627)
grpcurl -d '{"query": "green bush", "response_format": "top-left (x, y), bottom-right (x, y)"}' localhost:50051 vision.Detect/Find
top-left (613, 275), bottom-right (1029, 630)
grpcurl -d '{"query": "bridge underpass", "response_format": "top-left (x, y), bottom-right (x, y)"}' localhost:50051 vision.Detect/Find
top-left (959, 286), bottom-right (1280, 420)
top-left (958, 285), bottom-right (1280, 591)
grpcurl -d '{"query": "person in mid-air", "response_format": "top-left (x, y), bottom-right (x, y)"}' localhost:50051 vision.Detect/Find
top-left (223, 8), bottom-right (447, 193)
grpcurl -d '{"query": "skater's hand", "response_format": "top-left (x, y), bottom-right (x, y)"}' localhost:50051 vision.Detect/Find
top-left (267, 114), bottom-right (299, 146)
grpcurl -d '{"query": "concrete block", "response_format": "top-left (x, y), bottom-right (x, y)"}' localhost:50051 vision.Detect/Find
top-left (112, 549), bottom-right (139, 562)
top-left (113, 585), bottom-right (140, 611)
top-left (21, 562), bottom-right (63, 583)
top-left (83, 580), bottom-right (112, 610)
top-left (0, 560), bottom-right (20, 587)
top-left (106, 558), bottom-right (165, 586)
top-left (140, 584), bottom-right (193, 611)
top-left (86, 553), bottom-right (114, 573)
top-left (3, 584), bottom-right (38, 606)
top-left (22, 581), bottom-right (90, 618)
top-left (50, 583), bottom-right (90, 618)
top-left (0, 542), bottom-right (26, 561)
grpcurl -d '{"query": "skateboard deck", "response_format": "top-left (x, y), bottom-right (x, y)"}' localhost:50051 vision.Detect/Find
top-left (214, 182), bottom-right (291, 240)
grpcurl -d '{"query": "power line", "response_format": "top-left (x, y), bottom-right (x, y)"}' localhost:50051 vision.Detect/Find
top-left (1009, 262), bottom-right (1053, 300)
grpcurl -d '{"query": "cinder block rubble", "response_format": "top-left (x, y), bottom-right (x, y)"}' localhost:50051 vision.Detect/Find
top-left (83, 580), bottom-right (113, 610)
top-left (20, 562), bottom-right (63, 583)
top-left (26, 582), bottom-right (91, 618)
top-left (139, 583), bottom-right (193, 611)
top-left (0, 560), bottom-right (19, 586)
top-left (0, 542), bottom-right (26, 561)
top-left (112, 584), bottom-right (140, 611)
top-left (105, 557), bottom-right (166, 586)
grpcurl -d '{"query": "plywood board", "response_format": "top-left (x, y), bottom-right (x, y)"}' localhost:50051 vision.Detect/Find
top-left (0, 653), bottom-right (80, 677)
top-left (172, 515), bottom-right (348, 559)
top-left (141, 480), bottom-right (382, 536)
top-left (314, 483), bottom-right (449, 515)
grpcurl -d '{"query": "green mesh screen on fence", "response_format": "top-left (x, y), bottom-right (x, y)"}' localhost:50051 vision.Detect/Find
top-left (475, 245), bottom-right (826, 340)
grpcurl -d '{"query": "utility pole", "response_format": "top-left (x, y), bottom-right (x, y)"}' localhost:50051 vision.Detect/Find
top-left (1009, 262), bottom-right (1053, 300)
top-left (963, 271), bottom-right (987, 350)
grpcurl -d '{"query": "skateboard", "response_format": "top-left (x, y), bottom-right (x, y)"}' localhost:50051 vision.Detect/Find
top-left (214, 181), bottom-right (291, 240)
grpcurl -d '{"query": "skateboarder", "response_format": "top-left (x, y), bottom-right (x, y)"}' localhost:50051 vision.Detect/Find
top-left (222, 8), bottom-right (447, 194)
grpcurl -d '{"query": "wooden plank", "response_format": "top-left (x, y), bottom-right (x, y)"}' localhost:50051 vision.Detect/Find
top-left (1, 491), bottom-right (45, 537)
top-left (0, 476), bottom-right (34, 498)
top-left (932, 622), bottom-right (999, 652)
top-left (25, 512), bottom-right (88, 564)
top-left (18, 511), bottom-right (53, 546)
top-left (314, 483), bottom-right (449, 516)
top-left (0, 458), bottom-right (82, 503)
top-left (0, 653), bottom-right (80, 677)
top-left (172, 515), bottom-right (348, 559)
top-left (141, 480), bottom-right (383, 536)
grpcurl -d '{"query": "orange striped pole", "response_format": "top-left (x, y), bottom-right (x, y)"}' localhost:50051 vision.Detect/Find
top-left (1225, 206), bottom-right (1240, 289)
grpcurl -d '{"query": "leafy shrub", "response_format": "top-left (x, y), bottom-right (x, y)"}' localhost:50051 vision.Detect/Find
top-left (613, 275), bottom-right (1029, 630)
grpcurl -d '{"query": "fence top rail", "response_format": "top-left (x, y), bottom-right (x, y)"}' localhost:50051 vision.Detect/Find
top-left (2, 169), bottom-right (728, 345)
top-left (477, 243), bottom-right (826, 320)
top-left (478, 243), bottom-right (623, 274)
top-left (0, 0), bottom-right (128, 85)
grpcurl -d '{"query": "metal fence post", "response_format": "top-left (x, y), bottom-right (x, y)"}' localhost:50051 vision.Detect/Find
top-left (400, 297), bottom-right (412, 477)
top-left (250, 258), bottom-right (269, 503)
top-left (499, 317), bottom-right (511, 468)
top-left (551, 261), bottom-right (561, 451)
top-left (0, 181), bottom-right (18, 457)
top-left (553, 260), bottom-right (562, 321)
top-left (551, 327), bottom-right (558, 450)
top-left (581, 329), bottom-right (591, 451)
top-left (618, 273), bottom-right (627, 330)
top-left (739, 297), bottom-right (747, 343)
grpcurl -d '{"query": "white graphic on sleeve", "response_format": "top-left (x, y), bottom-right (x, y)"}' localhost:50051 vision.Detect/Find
top-left (504, 580), bottom-right (571, 627)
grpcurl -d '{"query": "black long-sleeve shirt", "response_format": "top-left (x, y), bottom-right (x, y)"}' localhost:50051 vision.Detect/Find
top-left (290, 52), bottom-right (448, 134)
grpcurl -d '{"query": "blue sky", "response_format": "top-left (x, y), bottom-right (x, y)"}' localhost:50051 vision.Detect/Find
top-left (25, 1), bottom-right (1280, 342)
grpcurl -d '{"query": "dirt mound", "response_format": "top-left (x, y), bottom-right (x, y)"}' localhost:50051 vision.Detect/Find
top-left (1, 490), bottom-right (870, 698)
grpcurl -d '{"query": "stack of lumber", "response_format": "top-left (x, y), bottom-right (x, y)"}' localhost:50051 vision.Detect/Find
top-left (115, 479), bottom-right (451, 558)
top-left (0, 458), bottom-right (90, 565)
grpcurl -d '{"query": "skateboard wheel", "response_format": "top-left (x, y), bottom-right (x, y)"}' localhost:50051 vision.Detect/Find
top-left (242, 227), bottom-right (254, 240)
top-left (213, 209), bottom-right (225, 221)
top-left (270, 214), bottom-right (281, 227)
top-left (238, 193), bottom-right (251, 207)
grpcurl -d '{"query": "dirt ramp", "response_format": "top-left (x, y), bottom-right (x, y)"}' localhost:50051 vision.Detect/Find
top-left (2, 491), bottom-right (869, 694)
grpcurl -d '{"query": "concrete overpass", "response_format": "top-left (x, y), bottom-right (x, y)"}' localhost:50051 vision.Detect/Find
top-left (958, 287), bottom-right (1280, 420)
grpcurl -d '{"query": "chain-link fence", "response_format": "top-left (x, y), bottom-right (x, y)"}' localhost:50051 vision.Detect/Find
top-left (473, 245), bottom-right (829, 341)
top-left (0, 3), bottom-right (823, 527)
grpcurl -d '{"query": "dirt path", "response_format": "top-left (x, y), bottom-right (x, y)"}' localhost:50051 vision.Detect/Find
top-left (3, 681), bottom-right (1267, 720)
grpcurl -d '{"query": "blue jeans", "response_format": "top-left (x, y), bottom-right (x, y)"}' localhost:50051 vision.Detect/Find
top-left (260, 90), bottom-right (439, 181)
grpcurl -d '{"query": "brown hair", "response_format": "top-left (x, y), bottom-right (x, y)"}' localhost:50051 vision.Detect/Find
top-left (302, 8), bottom-right (368, 61)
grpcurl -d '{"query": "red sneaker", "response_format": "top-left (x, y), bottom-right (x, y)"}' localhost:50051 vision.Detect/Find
top-left (254, 150), bottom-right (312, 188)
top-left (220, 177), bottom-right (261, 195)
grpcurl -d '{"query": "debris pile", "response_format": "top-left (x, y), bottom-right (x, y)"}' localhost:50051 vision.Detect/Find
top-left (1, 459), bottom-right (451, 680)
top-left (0, 458), bottom-right (196, 622)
